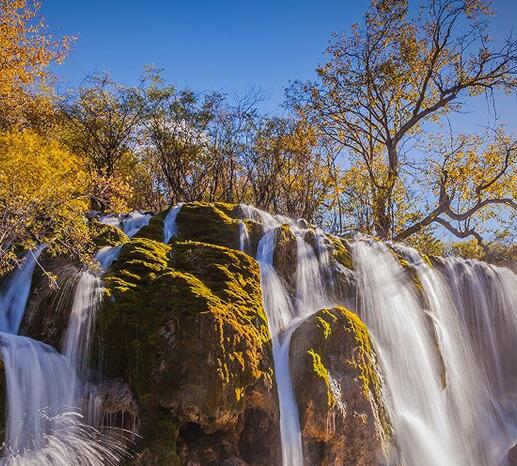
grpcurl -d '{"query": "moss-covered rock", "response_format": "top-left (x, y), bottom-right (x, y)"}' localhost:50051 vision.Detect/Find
top-left (272, 224), bottom-right (298, 293)
top-left (134, 209), bottom-right (169, 243)
top-left (328, 235), bottom-right (354, 271)
top-left (175, 203), bottom-right (242, 250)
top-left (89, 218), bottom-right (129, 248)
top-left (290, 306), bottom-right (394, 466)
top-left (99, 235), bottom-right (280, 465)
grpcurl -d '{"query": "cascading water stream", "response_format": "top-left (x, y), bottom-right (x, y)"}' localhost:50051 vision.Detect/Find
top-left (238, 220), bottom-right (250, 253)
top-left (352, 239), bottom-right (464, 466)
top-left (352, 239), bottom-right (517, 466)
top-left (163, 203), bottom-right (183, 243)
top-left (0, 210), bottom-right (152, 464)
top-left (395, 244), bottom-right (508, 465)
top-left (0, 248), bottom-right (124, 465)
top-left (440, 257), bottom-right (517, 457)
top-left (242, 205), bottom-right (331, 466)
top-left (62, 212), bottom-right (152, 426)
top-left (2, 203), bottom-right (516, 465)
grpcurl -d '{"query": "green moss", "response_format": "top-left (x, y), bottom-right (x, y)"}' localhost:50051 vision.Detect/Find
top-left (98, 231), bottom-right (273, 459)
top-left (295, 306), bottom-right (392, 441)
top-left (212, 202), bottom-right (242, 218)
top-left (328, 235), bottom-right (354, 270)
top-left (175, 202), bottom-right (241, 250)
top-left (135, 210), bottom-right (168, 242)
top-left (308, 349), bottom-right (334, 408)
top-left (89, 218), bottom-right (129, 248)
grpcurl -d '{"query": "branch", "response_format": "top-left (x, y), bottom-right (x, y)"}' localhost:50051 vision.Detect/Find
top-left (433, 217), bottom-right (489, 253)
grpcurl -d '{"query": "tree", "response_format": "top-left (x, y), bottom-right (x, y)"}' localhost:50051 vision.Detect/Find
top-left (61, 72), bottom-right (167, 210)
top-left (289, 0), bottom-right (517, 243)
top-left (0, 0), bottom-right (73, 130)
top-left (61, 72), bottom-right (161, 179)
top-left (0, 130), bottom-right (92, 276)
top-left (143, 85), bottom-right (223, 203)
top-left (243, 115), bottom-right (335, 221)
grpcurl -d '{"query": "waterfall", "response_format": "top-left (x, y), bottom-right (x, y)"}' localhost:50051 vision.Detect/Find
top-left (0, 247), bottom-right (45, 334)
top-left (62, 211), bottom-right (151, 427)
top-left (63, 246), bottom-right (121, 377)
top-left (64, 210), bottom-right (151, 369)
top-left (352, 239), bottom-right (517, 466)
top-left (0, 247), bottom-right (123, 464)
top-left (163, 203), bottom-right (183, 243)
top-left (0, 211), bottom-right (151, 464)
top-left (2, 203), bottom-right (516, 465)
top-left (352, 239), bottom-right (460, 466)
top-left (440, 257), bottom-right (517, 457)
top-left (242, 205), bottom-right (331, 466)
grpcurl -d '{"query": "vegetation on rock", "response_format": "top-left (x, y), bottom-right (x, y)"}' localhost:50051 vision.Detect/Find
top-left (290, 306), bottom-right (393, 466)
top-left (98, 218), bottom-right (280, 464)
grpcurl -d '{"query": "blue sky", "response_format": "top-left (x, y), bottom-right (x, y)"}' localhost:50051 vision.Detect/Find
top-left (43, 0), bottom-right (517, 130)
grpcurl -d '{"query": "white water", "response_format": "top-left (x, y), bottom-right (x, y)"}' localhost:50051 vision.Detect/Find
top-left (0, 247), bottom-right (124, 464)
top-left (242, 205), bottom-right (331, 466)
top-left (441, 258), bottom-right (517, 457)
top-left (99, 211), bottom-right (152, 239)
top-left (163, 203), bottom-right (183, 243)
top-left (0, 247), bottom-right (45, 334)
top-left (2, 205), bottom-right (517, 465)
top-left (62, 211), bottom-right (152, 429)
top-left (0, 211), bottom-right (152, 463)
top-left (352, 239), bottom-right (517, 466)
top-left (238, 220), bottom-right (250, 253)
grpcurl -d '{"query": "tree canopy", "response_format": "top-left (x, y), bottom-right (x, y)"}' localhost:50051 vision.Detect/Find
top-left (0, 0), bottom-right (516, 275)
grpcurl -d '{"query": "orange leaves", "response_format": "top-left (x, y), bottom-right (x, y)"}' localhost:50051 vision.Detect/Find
top-left (0, 0), bottom-right (75, 129)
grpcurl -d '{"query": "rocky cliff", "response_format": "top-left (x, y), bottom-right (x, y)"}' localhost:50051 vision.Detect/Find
top-left (10, 203), bottom-right (394, 465)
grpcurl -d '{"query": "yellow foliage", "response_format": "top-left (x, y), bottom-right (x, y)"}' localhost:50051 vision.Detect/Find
top-left (0, 129), bottom-right (92, 274)
top-left (0, 0), bottom-right (74, 129)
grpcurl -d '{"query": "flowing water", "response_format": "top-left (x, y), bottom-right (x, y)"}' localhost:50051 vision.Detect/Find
top-left (1, 204), bottom-right (516, 466)
top-left (163, 203), bottom-right (183, 243)
top-left (0, 212), bottom-right (152, 464)
top-left (0, 247), bottom-right (123, 465)
top-left (241, 205), bottom-right (331, 466)
top-left (241, 208), bottom-right (517, 466)
top-left (352, 239), bottom-right (517, 466)
top-left (0, 247), bottom-right (45, 334)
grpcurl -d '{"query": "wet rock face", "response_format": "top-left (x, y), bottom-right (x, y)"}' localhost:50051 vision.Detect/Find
top-left (290, 306), bottom-right (394, 466)
top-left (508, 444), bottom-right (517, 466)
top-left (20, 256), bottom-right (81, 348)
top-left (98, 229), bottom-right (281, 464)
top-left (272, 224), bottom-right (298, 294)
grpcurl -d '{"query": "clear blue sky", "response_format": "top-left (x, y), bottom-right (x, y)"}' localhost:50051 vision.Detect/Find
top-left (43, 0), bottom-right (517, 128)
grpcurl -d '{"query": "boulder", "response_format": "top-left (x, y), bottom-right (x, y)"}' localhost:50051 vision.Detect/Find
top-left (272, 224), bottom-right (298, 294)
top-left (290, 306), bottom-right (394, 466)
top-left (98, 234), bottom-right (280, 465)
top-left (175, 202), bottom-right (242, 250)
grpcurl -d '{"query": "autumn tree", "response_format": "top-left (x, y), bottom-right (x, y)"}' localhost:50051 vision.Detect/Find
top-left (242, 115), bottom-right (336, 221)
top-left (289, 0), bottom-right (517, 244)
top-left (0, 130), bottom-right (92, 275)
top-left (0, 0), bottom-right (73, 130)
top-left (143, 86), bottom-right (225, 203)
top-left (61, 72), bottom-right (159, 178)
